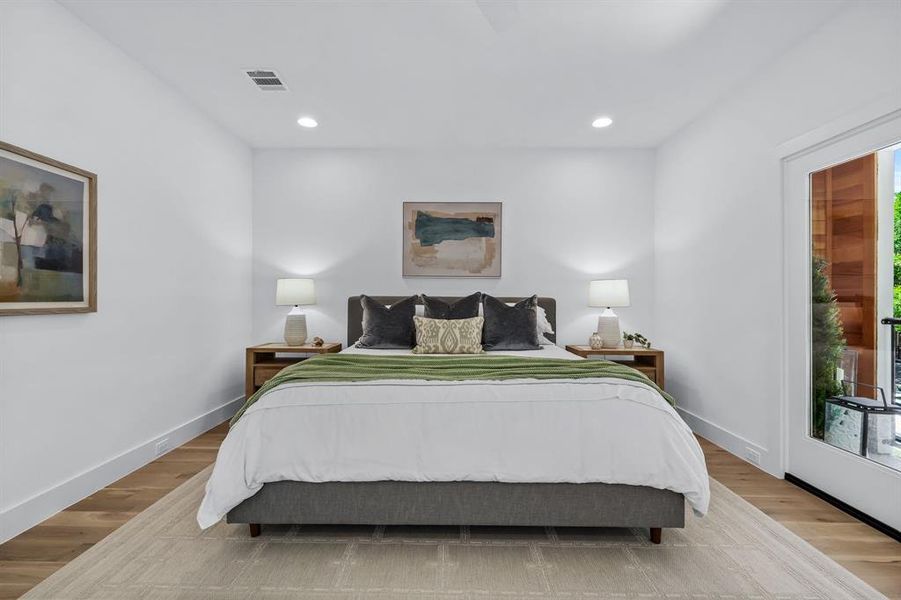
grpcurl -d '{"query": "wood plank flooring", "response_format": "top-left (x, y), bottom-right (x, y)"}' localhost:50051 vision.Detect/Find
top-left (0, 426), bottom-right (897, 599)
top-left (699, 437), bottom-right (900, 599)
top-left (0, 424), bottom-right (226, 599)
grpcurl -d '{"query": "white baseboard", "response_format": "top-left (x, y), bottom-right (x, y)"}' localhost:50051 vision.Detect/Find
top-left (0, 395), bottom-right (243, 544)
top-left (676, 406), bottom-right (783, 478)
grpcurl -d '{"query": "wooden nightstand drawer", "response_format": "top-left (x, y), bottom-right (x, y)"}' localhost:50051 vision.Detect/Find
top-left (246, 342), bottom-right (342, 398)
top-left (564, 345), bottom-right (664, 390)
top-left (254, 364), bottom-right (290, 387)
top-left (631, 365), bottom-right (657, 382)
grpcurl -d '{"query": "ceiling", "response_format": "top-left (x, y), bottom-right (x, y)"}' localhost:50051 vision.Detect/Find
top-left (60, 0), bottom-right (847, 149)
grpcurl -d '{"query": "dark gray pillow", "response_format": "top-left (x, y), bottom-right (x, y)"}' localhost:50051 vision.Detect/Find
top-left (482, 294), bottom-right (540, 350)
top-left (356, 295), bottom-right (417, 348)
top-left (421, 293), bottom-right (481, 320)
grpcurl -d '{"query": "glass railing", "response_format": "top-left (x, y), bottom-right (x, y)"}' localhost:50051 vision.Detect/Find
top-left (881, 318), bottom-right (901, 406)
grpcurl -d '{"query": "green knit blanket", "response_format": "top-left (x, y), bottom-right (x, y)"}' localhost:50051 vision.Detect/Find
top-left (231, 354), bottom-right (674, 427)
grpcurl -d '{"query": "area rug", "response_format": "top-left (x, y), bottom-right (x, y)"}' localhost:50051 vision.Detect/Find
top-left (24, 467), bottom-right (884, 599)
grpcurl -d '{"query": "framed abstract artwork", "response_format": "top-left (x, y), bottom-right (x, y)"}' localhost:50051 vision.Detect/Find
top-left (403, 202), bottom-right (502, 277)
top-left (0, 141), bottom-right (97, 315)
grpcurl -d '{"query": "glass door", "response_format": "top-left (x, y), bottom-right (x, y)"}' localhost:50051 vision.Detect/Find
top-left (785, 118), bottom-right (901, 532)
top-left (810, 151), bottom-right (901, 466)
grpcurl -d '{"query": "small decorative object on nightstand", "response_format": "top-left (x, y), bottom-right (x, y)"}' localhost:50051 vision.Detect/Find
top-left (589, 279), bottom-right (630, 348)
top-left (589, 332), bottom-right (603, 349)
top-left (245, 342), bottom-right (341, 398)
top-left (565, 344), bottom-right (665, 390)
top-left (623, 331), bottom-right (650, 350)
top-left (276, 278), bottom-right (316, 346)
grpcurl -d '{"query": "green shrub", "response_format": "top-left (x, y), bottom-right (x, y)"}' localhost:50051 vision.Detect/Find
top-left (895, 191), bottom-right (901, 318)
top-left (811, 256), bottom-right (845, 439)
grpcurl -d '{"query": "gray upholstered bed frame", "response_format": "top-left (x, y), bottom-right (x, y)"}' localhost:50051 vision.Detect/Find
top-left (226, 295), bottom-right (685, 543)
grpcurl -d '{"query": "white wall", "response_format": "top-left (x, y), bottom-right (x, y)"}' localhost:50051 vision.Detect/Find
top-left (653, 1), bottom-right (901, 475)
top-left (252, 149), bottom-right (656, 347)
top-left (0, 1), bottom-right (253, 541)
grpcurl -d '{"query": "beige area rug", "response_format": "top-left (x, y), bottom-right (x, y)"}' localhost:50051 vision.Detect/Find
top-left (24, 468), bottom-right (884, 600)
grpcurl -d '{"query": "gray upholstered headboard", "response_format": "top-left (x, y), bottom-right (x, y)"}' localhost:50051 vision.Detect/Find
top-left (347, 296), bottom-right (557, 345)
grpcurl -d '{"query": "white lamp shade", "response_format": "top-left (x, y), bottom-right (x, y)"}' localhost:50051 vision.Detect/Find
top-left (588, 279), bottom-right (630, 307)
top-left (276, 278), bottom-right (316, 306)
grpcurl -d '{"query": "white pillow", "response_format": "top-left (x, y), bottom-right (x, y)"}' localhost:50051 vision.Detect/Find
top-left (536, 305), bottom-right (554, 335)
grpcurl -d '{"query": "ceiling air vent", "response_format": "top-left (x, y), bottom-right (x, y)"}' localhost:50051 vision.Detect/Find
top-left (246, 69), bottom-right (287, 91)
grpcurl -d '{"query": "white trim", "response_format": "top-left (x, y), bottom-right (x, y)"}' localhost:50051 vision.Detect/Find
top-left (876, 149), bottom-right (896, 402)
top-left (0, 395), bottom-right (242, 544)
top-left (776, 94), bottom-right (901, 159)
top-left (780, 154), bottom-right (792, 482)
top-left (675, 406), bottom-right (778, 477)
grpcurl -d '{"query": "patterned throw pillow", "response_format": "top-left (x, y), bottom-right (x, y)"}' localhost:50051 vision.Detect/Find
top-left (412, 316), bottom-right (485, 354)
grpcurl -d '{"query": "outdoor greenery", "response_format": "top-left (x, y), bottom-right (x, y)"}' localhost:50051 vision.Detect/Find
top-left (811, 256), bottom-right (845, 439)
top-left (894, 191), bottom-right (901, 317)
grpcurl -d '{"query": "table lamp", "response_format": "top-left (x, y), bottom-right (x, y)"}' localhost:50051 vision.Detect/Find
top-left (589, 279), bottom-right (630, 348)
top-left (276, 278), bottom-right (316, 346)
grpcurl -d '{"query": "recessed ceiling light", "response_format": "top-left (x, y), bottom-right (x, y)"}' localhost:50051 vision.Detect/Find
top-left (297, 116), bottom-right (318, 128)
top-left (592, 116), bottom-right (613, 129)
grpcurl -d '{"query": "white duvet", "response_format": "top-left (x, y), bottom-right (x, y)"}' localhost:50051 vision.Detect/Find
top-left (197, 345), bottom-right (710, 528)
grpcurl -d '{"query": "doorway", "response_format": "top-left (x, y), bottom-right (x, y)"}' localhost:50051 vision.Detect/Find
top-left (784, 111), bottom-right (901, 532)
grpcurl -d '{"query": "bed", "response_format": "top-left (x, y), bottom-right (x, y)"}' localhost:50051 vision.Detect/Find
top-left (199, 296), bottom-right (709, 544)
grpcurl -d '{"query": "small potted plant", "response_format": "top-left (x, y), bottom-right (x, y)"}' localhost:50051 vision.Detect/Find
top-left (634, 332), bottom-right (651, 348)
top-left (623, 332), bottom-right (651, 349)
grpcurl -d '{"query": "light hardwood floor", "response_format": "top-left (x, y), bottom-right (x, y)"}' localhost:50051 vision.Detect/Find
top-left (0, 425), bottom-right (898, 599)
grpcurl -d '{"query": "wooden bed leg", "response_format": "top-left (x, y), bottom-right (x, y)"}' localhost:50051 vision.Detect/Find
top-left (249, 523), bottom-right (261, 538)
top-left (649, 527), bottom-right (662, 544)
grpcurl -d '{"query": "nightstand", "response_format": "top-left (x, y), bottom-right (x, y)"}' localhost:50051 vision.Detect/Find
top-left (245, 342), bottom-right (342, 398)
top-left (564, 345), bottom-right (665, 390)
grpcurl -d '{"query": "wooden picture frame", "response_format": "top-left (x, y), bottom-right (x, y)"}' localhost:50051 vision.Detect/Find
top-left (402, 201), bottom-right (502, 278)
top-left (0, 141), bottom-right (97, 315)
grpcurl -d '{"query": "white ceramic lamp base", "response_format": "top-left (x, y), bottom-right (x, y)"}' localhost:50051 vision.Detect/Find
top-left (597, 308), bottom-right (621, 349)
top-left (284, 308), bottom-right (308, 346)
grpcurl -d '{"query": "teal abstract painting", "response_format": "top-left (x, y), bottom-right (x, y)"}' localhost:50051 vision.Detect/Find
top-left (403, 202), bottom-right (501, 277)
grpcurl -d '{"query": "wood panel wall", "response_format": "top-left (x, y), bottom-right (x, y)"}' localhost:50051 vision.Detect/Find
top-left (810, 153), bottom-right (878, 394)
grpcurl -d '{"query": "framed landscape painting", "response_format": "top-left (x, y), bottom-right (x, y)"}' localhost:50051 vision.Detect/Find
top-left (403, 202), bottom-right (502, 277)
top-left (0, 141), bottom-right (97, 315)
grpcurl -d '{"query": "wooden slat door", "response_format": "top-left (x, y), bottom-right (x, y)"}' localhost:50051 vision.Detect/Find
top-left (810, 153), bottom-right (878, 394)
